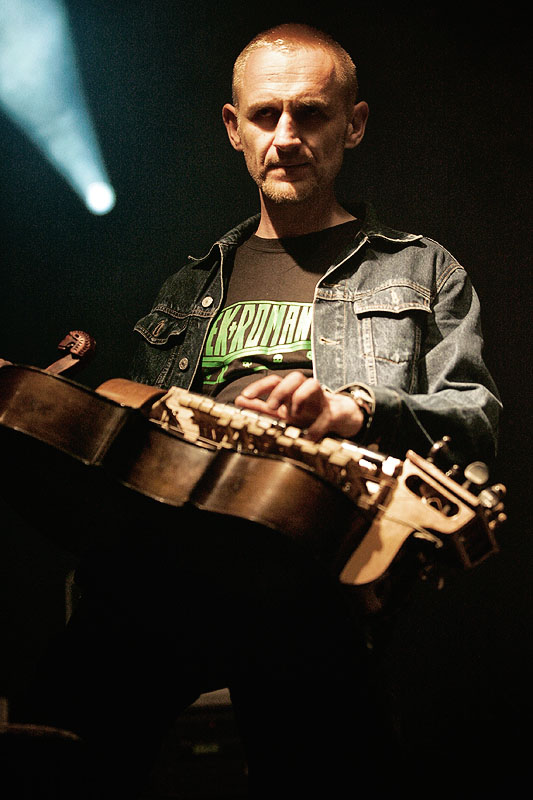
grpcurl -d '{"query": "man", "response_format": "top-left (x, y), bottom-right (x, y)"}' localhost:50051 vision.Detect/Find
top-left (22, 24), bottom-right (501, 799)
top-left (131, 24), bottom-right (500, 467)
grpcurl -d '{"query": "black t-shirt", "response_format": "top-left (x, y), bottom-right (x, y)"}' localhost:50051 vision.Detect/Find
top-left (201, 219), bottom-right (361, 402)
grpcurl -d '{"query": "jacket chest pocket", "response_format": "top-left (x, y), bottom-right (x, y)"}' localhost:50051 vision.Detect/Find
top-left (134, 310), bottom-right (189, 345)
top-left (131, 310), bottom-right (190, 386)
top-left (352, 283), bottom-right (431, 392)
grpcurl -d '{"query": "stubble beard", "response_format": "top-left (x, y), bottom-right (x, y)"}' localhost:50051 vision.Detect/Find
top-left (250, 163), bottom-right (320, 205)
top-left (240, 140), bottom-right (318, 204)
top-left (261, 178), bottom-right (318, 204)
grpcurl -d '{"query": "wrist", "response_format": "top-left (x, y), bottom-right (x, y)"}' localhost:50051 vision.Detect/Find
top-left (338, 385), bottom-right (375, 441)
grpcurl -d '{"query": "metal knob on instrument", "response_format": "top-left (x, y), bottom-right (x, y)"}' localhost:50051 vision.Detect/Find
top-left (462, 460), bottom-right (490, 490)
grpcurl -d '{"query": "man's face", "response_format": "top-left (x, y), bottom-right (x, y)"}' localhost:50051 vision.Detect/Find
top-left (224, 46), bottom-right (364, 205)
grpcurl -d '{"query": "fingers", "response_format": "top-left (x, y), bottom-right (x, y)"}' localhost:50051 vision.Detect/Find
top-left (234, 372), bottom-right (364, 440)
top-left (264, 373), bottom-right (317, 415)
top-left (235, 372), bottom-right (326, 430)
top-left (237, 373), bottom-right (285, 401)
top-left (234, 374), bottom-right (286, 416)
top-left (235, 372), bottom-right (317, 422)
top-left (281, 376), bottom-right (326, 424)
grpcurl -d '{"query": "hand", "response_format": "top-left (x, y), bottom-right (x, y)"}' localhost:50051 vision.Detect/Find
top-left (234, 371), bottom-right (364, 442)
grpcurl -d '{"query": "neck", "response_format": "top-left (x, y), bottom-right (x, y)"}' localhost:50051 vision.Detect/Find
top-left (255, 190), bottom-right (355, 238)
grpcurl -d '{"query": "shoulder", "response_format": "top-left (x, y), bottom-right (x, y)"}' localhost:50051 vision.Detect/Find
top-left (361, 212), bottom-right (468, 293)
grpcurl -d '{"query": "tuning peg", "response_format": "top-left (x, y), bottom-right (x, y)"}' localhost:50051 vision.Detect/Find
top-left (427, 436), bottom-right (451, 461)
top-left (427, 436), bottom-right (459, 472)
top-left (478, 483), bottom-right (506, 510)
top-left (462, 461), bottom-right (490, 490)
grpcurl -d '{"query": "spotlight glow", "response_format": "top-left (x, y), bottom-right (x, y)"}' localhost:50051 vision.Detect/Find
top-left (0, 0), bottom-right (116, 214)
top-left (85, 182), bottom-right (116, 215)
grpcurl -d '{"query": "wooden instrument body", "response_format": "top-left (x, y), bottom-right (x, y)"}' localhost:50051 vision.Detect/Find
top-left (0, 364), bottom-right (504, 605)
top-left (0, 365), bottom-right (362, 563)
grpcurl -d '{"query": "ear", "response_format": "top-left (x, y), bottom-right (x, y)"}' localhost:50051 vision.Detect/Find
top-left (222, 103), bottom-right (243, 151)
top-left (344, 101), bottom-right (369, 150)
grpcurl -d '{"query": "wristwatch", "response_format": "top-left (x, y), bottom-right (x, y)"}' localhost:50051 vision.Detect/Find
top-left (340, 385), bottom-right (375, 440)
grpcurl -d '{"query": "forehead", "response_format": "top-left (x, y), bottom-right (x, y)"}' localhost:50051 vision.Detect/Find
top-left (239, 46), bottom-right (342, 108)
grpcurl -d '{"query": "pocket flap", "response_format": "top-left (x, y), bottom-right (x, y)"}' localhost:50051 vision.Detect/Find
top-left (134, 311), bottom-right (188, 345)
top-left (353, 283), bottom-right (431, 315)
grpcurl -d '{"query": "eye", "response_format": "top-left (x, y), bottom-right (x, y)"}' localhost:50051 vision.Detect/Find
top-left (295, 104), bottom-right (327, 123)
top-left (254, 107), bottom-right (277, 120)
top-left (250, 107), bottom-right (280, 129)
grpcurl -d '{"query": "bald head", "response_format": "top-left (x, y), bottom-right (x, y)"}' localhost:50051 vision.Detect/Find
top-left (232, 24), bottom-right (359, 113)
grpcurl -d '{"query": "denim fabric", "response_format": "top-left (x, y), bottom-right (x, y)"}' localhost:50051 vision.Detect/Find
top-left (130, 204), bottom-right (501, 465)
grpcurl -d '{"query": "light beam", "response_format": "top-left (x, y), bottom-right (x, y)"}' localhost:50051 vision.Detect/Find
top-left (0, 0), bottom-right (116, 214)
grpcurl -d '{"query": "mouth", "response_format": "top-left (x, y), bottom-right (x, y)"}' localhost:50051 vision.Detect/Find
top-left (269, 162), bottom-right (309, 170)
top-left (267, 163), bottom-right (311, 178)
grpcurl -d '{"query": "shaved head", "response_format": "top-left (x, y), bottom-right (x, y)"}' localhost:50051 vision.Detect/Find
top-left (232, 24), bottom-right (359, 113)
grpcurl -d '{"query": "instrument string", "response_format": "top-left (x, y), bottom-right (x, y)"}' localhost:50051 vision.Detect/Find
top-left (375, 504), bottom-right (443, 546)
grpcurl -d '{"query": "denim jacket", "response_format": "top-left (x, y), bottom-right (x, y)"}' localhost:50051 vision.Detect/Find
top-left (130, 205), bottom-right (501, 466)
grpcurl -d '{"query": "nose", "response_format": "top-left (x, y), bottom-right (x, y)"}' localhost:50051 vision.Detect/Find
top-left (272, 111), bottom-right (301, 149)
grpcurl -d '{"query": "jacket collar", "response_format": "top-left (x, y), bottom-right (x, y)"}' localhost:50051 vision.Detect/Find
top-left (192, 202), bottom-right (421, 267)
top-left (358, 202), bottom-right (422, 244)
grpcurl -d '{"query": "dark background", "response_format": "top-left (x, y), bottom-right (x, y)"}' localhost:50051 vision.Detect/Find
top-left (1, 0), bottom-right (531, 779)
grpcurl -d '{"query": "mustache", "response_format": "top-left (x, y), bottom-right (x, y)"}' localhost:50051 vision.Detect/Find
top-left (265, 159), bottom-right (311, 169)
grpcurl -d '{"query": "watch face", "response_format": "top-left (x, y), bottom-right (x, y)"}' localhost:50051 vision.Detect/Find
top-left (352, 389), bottom-right (374, 412)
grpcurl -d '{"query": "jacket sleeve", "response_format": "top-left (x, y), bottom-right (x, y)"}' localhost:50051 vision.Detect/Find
top-left (341, 268), bottom-right (502, 468)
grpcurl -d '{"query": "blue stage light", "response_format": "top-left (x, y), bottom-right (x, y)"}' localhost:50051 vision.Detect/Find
top-left (85, 181), bottom-right (116, 215)
top-left (0, 0), bottom-right (116, 214)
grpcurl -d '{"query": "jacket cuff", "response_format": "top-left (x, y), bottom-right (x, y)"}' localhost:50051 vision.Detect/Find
top-left (335, 382), bottom-right (402, 450)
